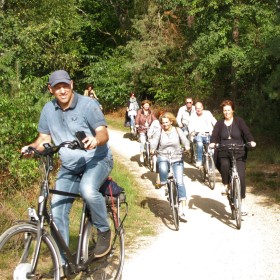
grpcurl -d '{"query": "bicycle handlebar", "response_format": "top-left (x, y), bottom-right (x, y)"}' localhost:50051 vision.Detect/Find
top-left (154, 147), bottom-right (187, 156)
top-left (215, 142), bottom-right (254, 151)
top-left (21, 140), bottom-right (84, 158)
top-left (136, 125), bottom-right (149, 131)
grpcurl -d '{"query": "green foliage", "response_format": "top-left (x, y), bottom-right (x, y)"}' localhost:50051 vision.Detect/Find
top-left (1, 0), bottom-right (280, 196)
top-left (0, 89), bottom-right (50, 194)
top-left (82, 48), bottom-right (133, 110)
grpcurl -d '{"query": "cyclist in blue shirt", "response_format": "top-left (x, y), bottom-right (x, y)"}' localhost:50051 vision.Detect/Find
top-left (21, 70), bottom-right (113, 264)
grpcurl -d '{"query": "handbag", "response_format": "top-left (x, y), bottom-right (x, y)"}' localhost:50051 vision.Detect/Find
top-left (99, 177), bottom-right (124, 196)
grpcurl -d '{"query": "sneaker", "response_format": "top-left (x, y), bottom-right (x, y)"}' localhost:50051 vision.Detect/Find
top-left (93, 229), bottom-right (112, 258)
top-left (241, 199), bottom-right (248, 216)
top-left (155, 173), bottom-right (161, 188)
top-left (140, 154), bottom-right (144, 163)
top-left (221, 184), bottom-right (229, 196)
top-left (195, 162), bottom-right (202, 168)
top-left (155, 183), bottom-right (163, 189)
top-left (179, 201), bottom-right (188, 222)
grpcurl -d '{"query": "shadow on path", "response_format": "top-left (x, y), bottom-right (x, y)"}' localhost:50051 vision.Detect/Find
top-left (188, 195), bottom-right (240, 229)
top-left (140, 196), bottom-right (183, 231)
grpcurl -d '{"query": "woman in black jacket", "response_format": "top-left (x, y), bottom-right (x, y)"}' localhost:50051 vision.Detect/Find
top-left (210, 100), bottom-right (256, 215)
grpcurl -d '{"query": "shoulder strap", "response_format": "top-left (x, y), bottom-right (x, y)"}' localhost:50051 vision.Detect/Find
top-left (157, 128), bottom-right (162, 150)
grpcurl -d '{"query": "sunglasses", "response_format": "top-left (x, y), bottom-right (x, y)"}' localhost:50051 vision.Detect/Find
top-left (186, 102), bottom-right (192, 104)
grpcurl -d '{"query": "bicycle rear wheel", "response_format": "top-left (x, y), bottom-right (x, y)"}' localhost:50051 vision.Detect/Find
top-left (131, 127), bottom-right (137, 141)
top-left (82, 208), bottom-right (125, 280)
top-left (188, 142), bottom-right (196, 164)
top-left (169, 181), bottom-right (179, 231)
top-left (0, 223), bottom-right (61, 280)
top-left (143, 142), bottom-right (152, 170)
top-left (143, 142), bottom-right (148, 166)
top-left (205, 155), bottom-right (216, 190)
top-left (232, 178), bottom-right (242, 229)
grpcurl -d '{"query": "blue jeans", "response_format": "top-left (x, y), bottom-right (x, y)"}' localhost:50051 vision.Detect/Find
top-left (157, 157), bottom-right (187, 201)
top-left (193, 135), bottom-right (209, 163)
top-left (51, 154), bottom-right (113, 260)
top-left (129, 115), bottom-right (135, 128)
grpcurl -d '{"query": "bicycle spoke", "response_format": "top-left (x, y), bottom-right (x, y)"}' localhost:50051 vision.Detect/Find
top-left (233, 178), bottom-right (242, 229)
top-left (207, 156), bottom-right (216, 190)
top-left (82, 209), bottom-right (125, 280)
top-left (0, 224), bottom-right (60, 280)
top-left (169, 181), bottom-right (179, 231)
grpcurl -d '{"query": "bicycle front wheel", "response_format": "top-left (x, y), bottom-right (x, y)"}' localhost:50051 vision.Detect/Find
top-left (205, 155), bottom-right (216, 190)
top-left (0, 223), bottom-right (61, 280)
top-left (232, 178), bottom-right (242, 229)
top-left (143, 142), bottom-right (151, 169)
top-left (82, 210), bottom-right (125, 280)
top-left (169, 181), bottom-right (179, 231)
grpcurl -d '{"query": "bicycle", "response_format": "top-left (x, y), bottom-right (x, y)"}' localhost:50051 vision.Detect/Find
top-left (200, 133), bottom-right (216, 190)
top-left (137, 125), bottom-right (153, 171)
top-left (188, 132), bottom-right (197, 165)
top-left (216, 143), bottom-right (252, 230)
top-left (130, 121), bottom-right (138, 141)
top-left (156, 148), bottom-right (186, 231)
top-left (143, 132), bottom-right (154, 172)
top-left (0, 140), bottom-right (128, 279)
top-left (178, 126), bottom-right (195, 165)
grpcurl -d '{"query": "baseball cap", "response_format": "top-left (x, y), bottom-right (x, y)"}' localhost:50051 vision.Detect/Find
top-left (48, 70), bottom-right (71, 87)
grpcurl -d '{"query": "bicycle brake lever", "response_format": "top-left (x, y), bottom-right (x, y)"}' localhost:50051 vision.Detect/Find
top-left (68, 140), bottom-right (86, 151)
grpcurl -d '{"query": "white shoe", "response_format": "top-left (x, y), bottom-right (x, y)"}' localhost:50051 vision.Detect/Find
top-left (241, 199), bottom-right (248, 216)
top-left (195, 162), bottom-right (202, 168)
top-left (179, 201), bottom-right (188, 222)
top-left (221, 184), bottom-right (229, 196)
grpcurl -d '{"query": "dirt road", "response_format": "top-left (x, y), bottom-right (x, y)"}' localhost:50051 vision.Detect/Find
top-left (108, 128), bottom-right (280, 280)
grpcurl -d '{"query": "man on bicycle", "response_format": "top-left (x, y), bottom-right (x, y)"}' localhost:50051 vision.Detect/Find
top-left (176, 97), bottom-right (196, 145)
top-left (21, 70), bottom-right (113, 263)
top-left (188, 102), bottom-right (217, 167)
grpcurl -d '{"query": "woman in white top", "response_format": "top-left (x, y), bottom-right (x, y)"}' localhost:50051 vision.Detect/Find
top-left (151, 112), bottom-right (190, 220)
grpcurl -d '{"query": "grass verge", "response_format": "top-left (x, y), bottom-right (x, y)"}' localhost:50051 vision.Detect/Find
top-left (0, 114), bottom-right (159, 253)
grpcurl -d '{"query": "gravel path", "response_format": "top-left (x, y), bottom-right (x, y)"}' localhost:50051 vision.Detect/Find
top-left (108, 128), bottom-right (280, 280)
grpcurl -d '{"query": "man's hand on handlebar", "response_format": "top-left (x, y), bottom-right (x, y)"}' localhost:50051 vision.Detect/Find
top-left (209, 143), bottom-right (216, 149)
top-left (20, 146), bottom-right (35, 158)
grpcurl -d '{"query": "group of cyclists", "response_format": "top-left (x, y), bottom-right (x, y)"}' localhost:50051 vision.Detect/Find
top-left (16, 69), bottom-right (255, 277)
top-left (126, 94), bottom-right (256, 220)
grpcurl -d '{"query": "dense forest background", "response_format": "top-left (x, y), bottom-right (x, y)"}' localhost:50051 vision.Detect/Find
top-left (0, 0), bottom-right (280, 192)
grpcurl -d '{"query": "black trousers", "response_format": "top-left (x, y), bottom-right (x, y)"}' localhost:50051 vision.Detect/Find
top-left (218, 157), bottom-right (246, 199)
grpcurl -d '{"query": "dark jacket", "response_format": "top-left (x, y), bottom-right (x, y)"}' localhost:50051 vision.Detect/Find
top-left (210, 116), bottom-right (254, 170)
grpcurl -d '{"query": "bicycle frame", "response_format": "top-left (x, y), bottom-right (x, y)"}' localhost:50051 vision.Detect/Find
top-left (144, 133), bottom-right (152, 169)
top-left (157, 148), bottom-right (185, 230)
top-left (217, 143), bottom-right (250, 229)
top-left (18, 142), bottom-right (128, 277)
top-left (201, 134), bottom-right (216, 189)
top-left (24, 151), bottom-right (90, 274)
top-left (227, 148), bottom-right (241, 205)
